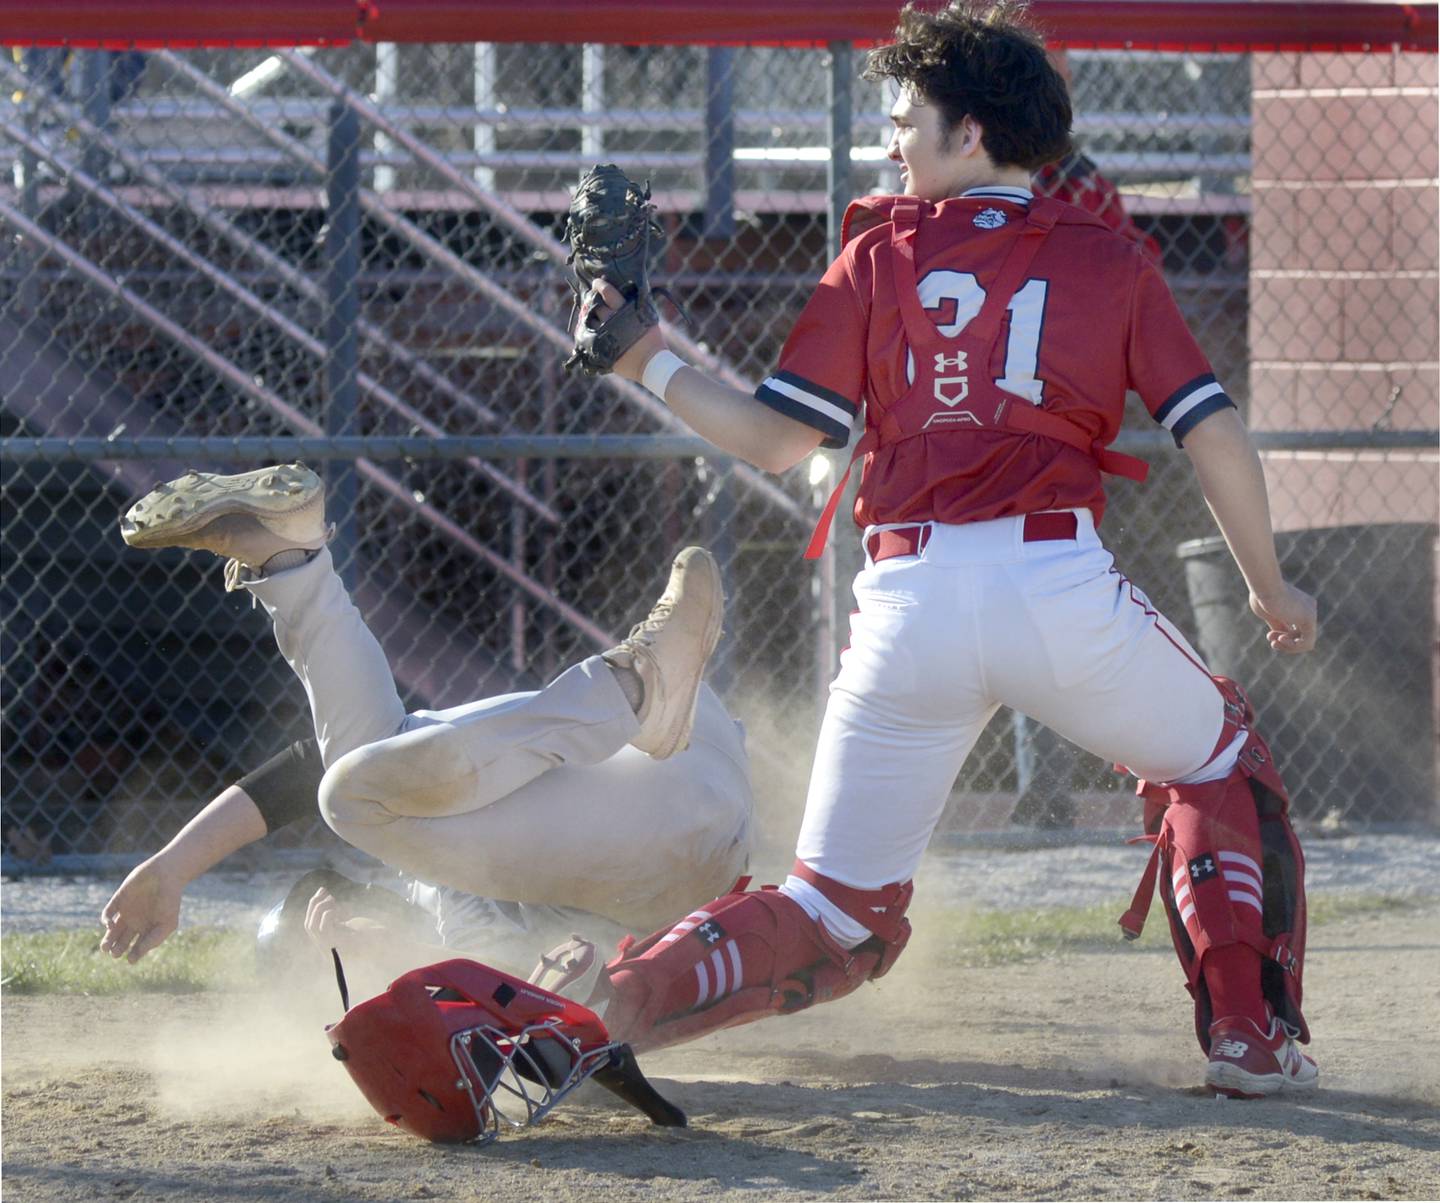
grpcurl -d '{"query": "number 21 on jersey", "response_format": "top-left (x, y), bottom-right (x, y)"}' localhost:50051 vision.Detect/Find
top-left (906, 269), bottom-right (1049, 405)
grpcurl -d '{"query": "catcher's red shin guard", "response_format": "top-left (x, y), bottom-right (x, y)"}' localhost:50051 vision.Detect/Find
top-left (595, 866), bottom-right (913, 1053)
top-left (1120, 678), bottom-right (1308, 1053)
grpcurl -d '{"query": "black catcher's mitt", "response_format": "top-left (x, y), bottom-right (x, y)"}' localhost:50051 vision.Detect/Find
top-left (563, 163), bottom-right (669, 376)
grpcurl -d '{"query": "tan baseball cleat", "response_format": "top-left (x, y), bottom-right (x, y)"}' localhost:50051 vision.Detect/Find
top-left (606, 546), bottom-right (723, 759)
top-left (119, 463), bottom-right (329, 569)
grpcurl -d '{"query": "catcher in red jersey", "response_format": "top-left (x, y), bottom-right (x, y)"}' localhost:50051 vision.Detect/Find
top-left (578, 0), bottom-right (1318, 1099)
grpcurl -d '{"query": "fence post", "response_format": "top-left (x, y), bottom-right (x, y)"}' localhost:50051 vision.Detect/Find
top-left (18, 65), bottom-right (41, 220)
top-left (374, 42), bottom-right (398, 193)
top-left (703, 45), bottom-right (738, 693)
top-left (582, 45), bottom-right (606, 160)
top-left (827, 43), bottom-right (853, 265)
top-left (79, 51), bottom-right (112, 184)
top-left (325, 102), bottom-right (362, 584)
top-left (473, 43), bottom-right (498, 192)
top-left (817, 41), bottom-right (854, 706)
top-left (16, 57), bottom-right (45, 315)
top-left (705, 462), bottom-right (738, 697)
top-left (703, 47), bottom-right (736, 240)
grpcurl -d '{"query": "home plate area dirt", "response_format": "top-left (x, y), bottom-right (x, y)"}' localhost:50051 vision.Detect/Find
top-left (3, 904), bottom-right (1437, 1201)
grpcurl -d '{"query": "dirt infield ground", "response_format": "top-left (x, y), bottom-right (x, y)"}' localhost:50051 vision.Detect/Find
top-left (4, 901), bottom-right (1437, 1201)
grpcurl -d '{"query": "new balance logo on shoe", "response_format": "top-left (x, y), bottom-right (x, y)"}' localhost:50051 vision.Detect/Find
top-left (1205, 1015), bottom-right (1319, 1097)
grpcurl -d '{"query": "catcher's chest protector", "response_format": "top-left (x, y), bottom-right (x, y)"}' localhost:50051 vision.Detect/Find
top-left (1120, 678), bottom-right (1309, 1051)
top-left (804, 196), bottom-right (1147, 558)
top-left (599, 870), bottom-right (912, 1053)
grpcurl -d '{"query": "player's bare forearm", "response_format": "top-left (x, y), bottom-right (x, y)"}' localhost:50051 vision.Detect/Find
top-left (1183, 408), bottom-right (1317, 653)
top-left (156, 783), bottom-right (270, 884)
top-left (101, 784), bottom-right (269, 961)
top-left (1183, 410), bottom-right (1282, 595)
top-left (660, 364), bottom-right (825, 473)
top-left (597, 281), bottom-right (825, 472)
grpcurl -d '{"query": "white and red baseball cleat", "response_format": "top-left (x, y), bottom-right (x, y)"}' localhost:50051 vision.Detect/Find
top-left (1205, 1015), bottom-right (1318, 1098)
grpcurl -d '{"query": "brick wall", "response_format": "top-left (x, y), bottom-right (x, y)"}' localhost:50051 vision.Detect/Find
top-left (1249, 49), bottom-right (1438, 532)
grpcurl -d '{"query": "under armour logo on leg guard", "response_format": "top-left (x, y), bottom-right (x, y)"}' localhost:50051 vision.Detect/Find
top-left (694, 919), bottom-right (726, 946)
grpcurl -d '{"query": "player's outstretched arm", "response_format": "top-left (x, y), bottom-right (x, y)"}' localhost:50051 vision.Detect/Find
top-left (1181, 407), bottom-right (1317, 654)
top-left (100, 783), bottom-right (268, 963)
top-left (592, 280), bottom-right (826, 474)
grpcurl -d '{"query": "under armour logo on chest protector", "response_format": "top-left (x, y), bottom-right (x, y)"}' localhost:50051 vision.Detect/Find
top-left (932, 349), bottom-right (970, 407)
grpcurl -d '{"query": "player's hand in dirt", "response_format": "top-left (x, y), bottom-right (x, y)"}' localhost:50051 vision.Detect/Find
top-left (590, 278), bottom-right (667, 383)
top-left (100, 854), bottom-right (184, 963)
top-left (1250, 580), bottom-right (1318, 655)
top-left (303, 887), bottom-right (390, 955)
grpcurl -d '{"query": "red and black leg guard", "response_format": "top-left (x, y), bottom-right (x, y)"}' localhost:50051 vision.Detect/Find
top-left (1119, 678), bottom-right (1308, 1052)
top-left (594, 864), bottom-right (912, 1053)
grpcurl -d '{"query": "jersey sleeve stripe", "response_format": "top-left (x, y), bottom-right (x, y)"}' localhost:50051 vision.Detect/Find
top-left (755, 375), bottom-right (855, 448)
top-left (1169, 394), bottom-right (1236, 445)
top-left (771, 370), bottom-right (859, 419)
top-left (1153, 374), bottom-right (1221, 428)
top-left (1162, 380), bottom-right (1226, 428)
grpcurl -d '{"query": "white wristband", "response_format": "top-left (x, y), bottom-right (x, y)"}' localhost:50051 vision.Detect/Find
top-left (641, 349), bottom-right (685, 402)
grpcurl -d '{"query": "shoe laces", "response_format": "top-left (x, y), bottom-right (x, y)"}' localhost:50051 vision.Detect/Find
top-left (621, 589), bottom-right (678, 648)
top-left (223, 557), bottom-right (259, 598)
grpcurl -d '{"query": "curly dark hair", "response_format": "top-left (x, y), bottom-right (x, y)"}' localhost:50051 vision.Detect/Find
top-left (863, 1), bottom-right (1071, 171)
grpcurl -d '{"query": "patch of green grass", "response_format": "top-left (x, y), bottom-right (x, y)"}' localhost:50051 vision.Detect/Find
top-left (1305, 893), bottom-right (1418, 926)
top-left (935, 901), bottom-right (1129, 967)
top-left (2, 894), bottom-right (1426, 993)
top-left (931, 893), bottom-right (1427, 967)
top-left (1, 927), bottom-right (255, 995)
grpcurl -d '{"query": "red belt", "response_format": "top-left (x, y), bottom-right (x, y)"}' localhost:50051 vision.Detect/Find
top-left (866, 511), bottom-right (1079, 563)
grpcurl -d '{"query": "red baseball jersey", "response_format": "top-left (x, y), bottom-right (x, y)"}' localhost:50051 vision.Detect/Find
top-left (753, 185), bottom-right (1233, 529)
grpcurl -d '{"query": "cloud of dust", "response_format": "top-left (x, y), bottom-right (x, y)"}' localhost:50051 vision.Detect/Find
top-left (701, 686), bottom-right (996, 1060)
top-left (728, 687), bottom-right (824, 880)
top-left (146, 977), bottom-right (374, 1125)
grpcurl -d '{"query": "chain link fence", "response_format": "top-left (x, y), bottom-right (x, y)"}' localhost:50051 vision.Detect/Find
top-left (2, 35), bottom-right (1436, 868)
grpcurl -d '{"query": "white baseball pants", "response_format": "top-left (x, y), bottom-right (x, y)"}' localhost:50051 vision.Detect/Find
top-left (795, 510), bottom-right (1233, 898)
top-left (245, 548), bottom-right (753, 934)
